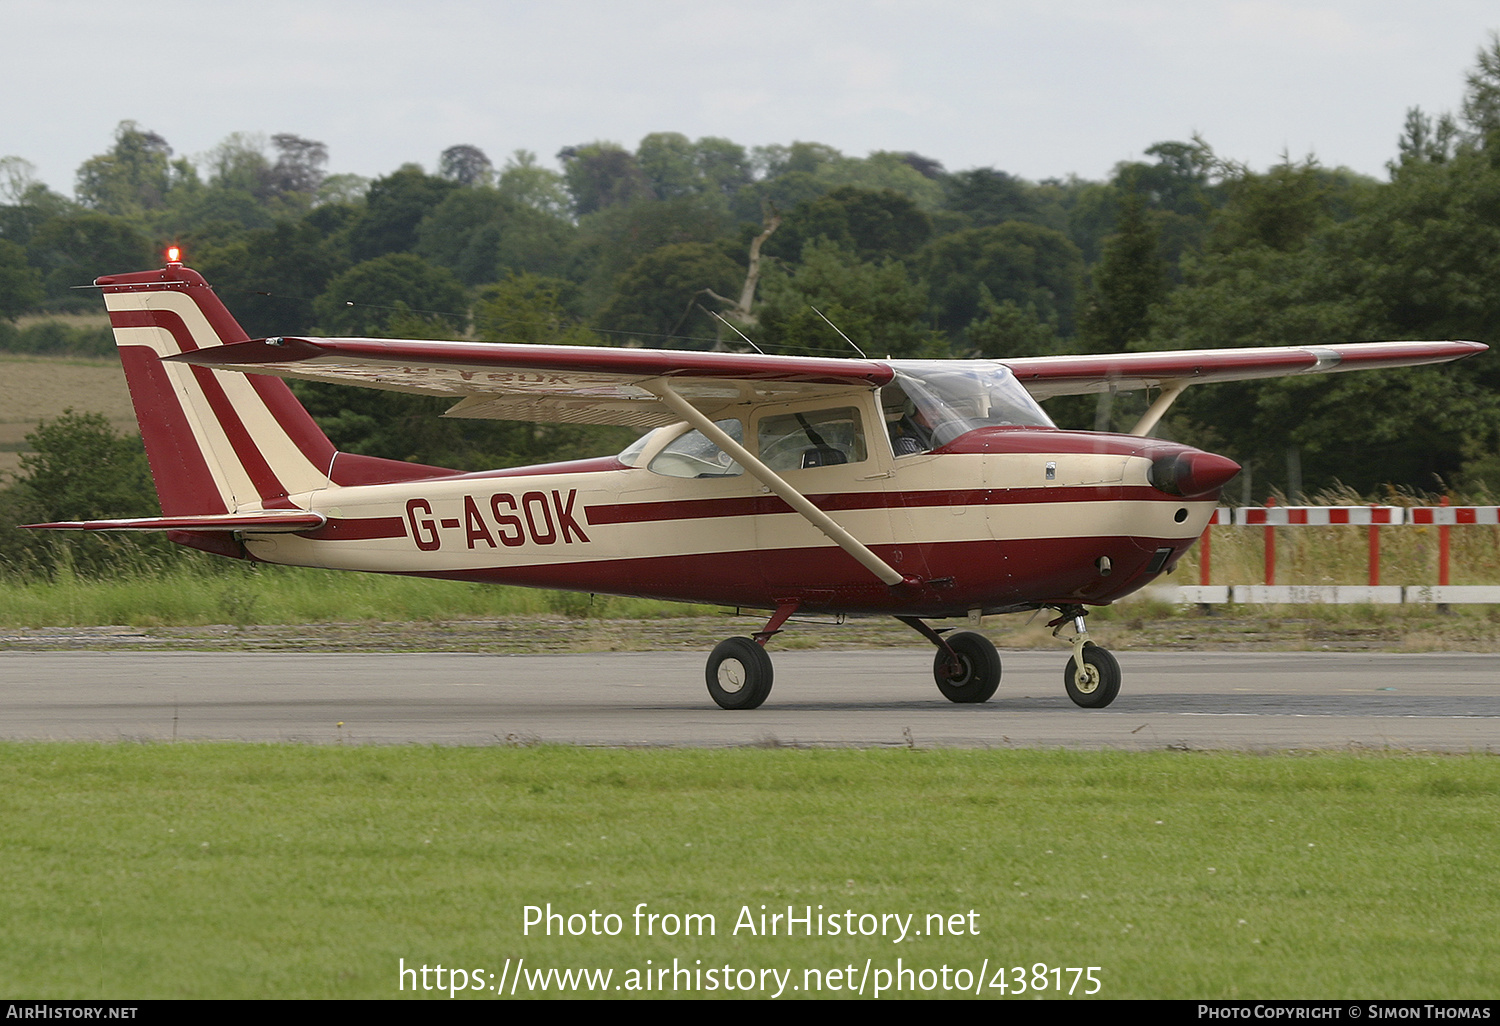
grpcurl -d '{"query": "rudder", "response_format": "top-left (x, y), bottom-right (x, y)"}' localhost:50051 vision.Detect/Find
top-left (98, 263), bottom-right (338, 516)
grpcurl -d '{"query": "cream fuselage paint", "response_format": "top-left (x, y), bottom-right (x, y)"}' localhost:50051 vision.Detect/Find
top-left (242, 424), bottom-right (1215, 612)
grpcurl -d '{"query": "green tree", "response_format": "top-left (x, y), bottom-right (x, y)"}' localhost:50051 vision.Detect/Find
top-left (1077, 182), bottom-right (1169, 352)
top-left (26, 212), bottom-right (154, 308)
top-left (940, 168), bottom-right (1037, 228)
top-left (194, 220), bottom-right (351, 338)
top-left (0, 175), bottom-right (74, 249)
top-left (0, 411), bottom-right (165, 578)
top-left (438, 144), bottom-right (493, 187)
top-left (1460, 31), bottom-right (1500, 148)
top-left (572, 195), bottom-right (737, 313)
top-left (757, 240), bottom-right (936, 359)
top-left (594, 242), bottom-right (742, 347)
top-left (1147, 142), bottom-right (1499, 493)
top-left (918, 222), bottom-right (1084, 337)
top-left (0, 238), bottom-right (43, 319)
top-left (768, 186), bottom-right (933, 264)
top-left (963, 288), bottom-right (1061, 360)
top-left (473, 273), bottom-right (596, 345)
top-left (636, 132), bottom-right (701, 201)
top-left (497, 151), bottom-right (571, 218)
top-left (74, 121), bottom-right (180, 216)
top-left (557, 142), bottom-right (654, 217)
top-left (312, 254), bottom-right (468, 336)
top-left (348, 165), bottom-right (458, 262)
top-left (416, 186), bottom-right (574, 286)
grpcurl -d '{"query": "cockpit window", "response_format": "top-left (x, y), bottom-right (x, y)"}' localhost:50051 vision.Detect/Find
top-left (884, 361), bottom-right (1053, 448)
top-left (757, 406), bottom-right (867, 472)
top-left (645, 419), bottom-right (744, 478)
top-left (617, 429), bottom-right (656, 467)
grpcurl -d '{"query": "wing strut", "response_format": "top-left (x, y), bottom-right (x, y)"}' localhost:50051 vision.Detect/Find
top-left (646, 380), bottom-right (912, 588)
top-left (1129, 380), bottom-right (1190, 437)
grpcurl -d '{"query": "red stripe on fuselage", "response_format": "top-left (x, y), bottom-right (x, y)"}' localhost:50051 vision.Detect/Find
top-left (583, 485), bottom-right (1176, 527)
top-left (297, 516), bottom-right (409, 542)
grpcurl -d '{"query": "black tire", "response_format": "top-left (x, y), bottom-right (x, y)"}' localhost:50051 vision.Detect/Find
top-left (932, 631), bottom-right (1002, 703)
top-left (1063, 643), bottom-right (1121, 708)
top-left (706, 637), bottom-right (774, 710)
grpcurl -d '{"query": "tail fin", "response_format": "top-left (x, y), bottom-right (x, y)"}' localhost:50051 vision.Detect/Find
top-left (98, 263), bottom-right (340, 516)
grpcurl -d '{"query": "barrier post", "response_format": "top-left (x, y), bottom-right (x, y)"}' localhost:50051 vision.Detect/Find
top-left (1439, 496), bottom-right (1451, 587)
top-left (1368, 504), bottom-right (1381, 587)
top-left (1263, 496), bottom-right (1276, 585)
top-left (1437, 496), bottom-right (1451, 615)
top-left (1199, 523), bottom-right (1212, 586)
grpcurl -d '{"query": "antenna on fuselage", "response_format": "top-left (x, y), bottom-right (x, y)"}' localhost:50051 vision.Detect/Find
top-left (710, 310), bottom-right (767, 355)
top-left (812, 307), bottom-right (868, 358)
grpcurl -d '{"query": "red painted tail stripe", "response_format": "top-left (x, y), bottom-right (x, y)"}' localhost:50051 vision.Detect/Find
top-left (117, 347), bottom-right (230, 515)
top-left (113, 305), bottom-right (331, 503)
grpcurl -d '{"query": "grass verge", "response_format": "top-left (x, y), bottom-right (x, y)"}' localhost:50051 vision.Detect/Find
top-left (1, 743), bottom-right (1495, 999)
top-left (0, 562), bottom-right (718, 628)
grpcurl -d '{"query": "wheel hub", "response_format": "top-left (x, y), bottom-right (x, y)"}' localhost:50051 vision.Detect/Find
top-left (1073, 663), bottom-right (1101, 694)
top-left (716, 659), bottom-right (747, 694)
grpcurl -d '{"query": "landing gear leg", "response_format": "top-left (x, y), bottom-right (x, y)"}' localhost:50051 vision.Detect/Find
top-left (705, 601), bottom-right (798, 710)
top-left (1049, 606), bottom-right (1121, 709)
top-left (897, 616), bottom-right (1001, 703)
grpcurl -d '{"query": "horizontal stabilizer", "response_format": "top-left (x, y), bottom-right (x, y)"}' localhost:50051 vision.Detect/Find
top-left (24, 510), bottom-right (326, 533)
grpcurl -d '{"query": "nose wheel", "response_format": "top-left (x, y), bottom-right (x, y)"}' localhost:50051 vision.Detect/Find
top-left (1064, 642), bottom-right (1121, 708)
top-left (1050, 606), bottom-right (1121, 708)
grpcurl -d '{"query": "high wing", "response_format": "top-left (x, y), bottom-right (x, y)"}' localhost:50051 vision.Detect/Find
top-left (169, 336), bottom-right (1485, 431)
top-left (1003, 341), bottom-right (1487, 399)
top-left (169, 337), bottom-right (893, 428)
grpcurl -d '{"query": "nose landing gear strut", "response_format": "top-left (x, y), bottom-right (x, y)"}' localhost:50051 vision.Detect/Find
top-left (1049, 605), bottom-right (1121, 708)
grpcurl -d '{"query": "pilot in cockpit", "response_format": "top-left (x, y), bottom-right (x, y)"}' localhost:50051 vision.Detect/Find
top-left (882, 384), bottom-right (933, 457)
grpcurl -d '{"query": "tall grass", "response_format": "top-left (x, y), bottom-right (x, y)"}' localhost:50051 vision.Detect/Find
top-left (0, 560), bottom-right (715, 627)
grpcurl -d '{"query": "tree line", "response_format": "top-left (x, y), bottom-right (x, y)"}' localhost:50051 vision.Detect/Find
top-left (2, 35), bottom-right (1500, 573)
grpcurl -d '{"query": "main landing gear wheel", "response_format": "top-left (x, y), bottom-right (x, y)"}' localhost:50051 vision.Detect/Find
top-left (933, 631), bottom-right (1002, 704)
top-left (1064, 642), bottom-right (1121, 708)
top-left (706, 637), bottom-right (774, 710)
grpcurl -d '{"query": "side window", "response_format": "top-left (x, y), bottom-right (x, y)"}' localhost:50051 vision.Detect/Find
top-left (880, 383), bottom-right (932, 457)
top-left (756, 407), bottom-right (868, 472)
top-left (647, 420), bottom-right (744, 478)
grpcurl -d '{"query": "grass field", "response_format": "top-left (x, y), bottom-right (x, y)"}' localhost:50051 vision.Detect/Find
top-left (0, 351), bottom-right (135, 478)
top-left (0, 743), bottom-right (1494, 1000)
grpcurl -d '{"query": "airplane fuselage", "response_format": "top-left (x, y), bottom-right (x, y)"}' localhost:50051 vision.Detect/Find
top-left (243, 425), bottom-right (1224, 618)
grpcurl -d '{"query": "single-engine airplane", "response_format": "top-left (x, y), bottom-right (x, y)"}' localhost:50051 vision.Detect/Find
top-left (28, 260), bottom-right (1487, 709)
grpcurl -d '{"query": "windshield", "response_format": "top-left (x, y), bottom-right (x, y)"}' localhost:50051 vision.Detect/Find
top-left (883, 361), bottom-right (1053, 447)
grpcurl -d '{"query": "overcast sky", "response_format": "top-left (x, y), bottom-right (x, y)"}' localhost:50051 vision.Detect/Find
top-left (4, 1), bottom-right (1497, 196)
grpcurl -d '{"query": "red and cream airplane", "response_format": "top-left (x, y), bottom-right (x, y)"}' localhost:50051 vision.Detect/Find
top-left (30, 259), bottom-right (1486, 709)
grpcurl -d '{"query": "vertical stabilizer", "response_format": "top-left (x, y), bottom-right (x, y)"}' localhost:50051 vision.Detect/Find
top-left (97, 263), bottom-right (338, 516)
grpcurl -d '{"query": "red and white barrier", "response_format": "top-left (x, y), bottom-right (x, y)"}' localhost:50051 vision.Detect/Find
top-left (1235, 505), bottom-right (1405, 525)
top-left (1408, 507), bottom-right (1500, 525)
top-left (1176, 504), bottom-right (1500, 605)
